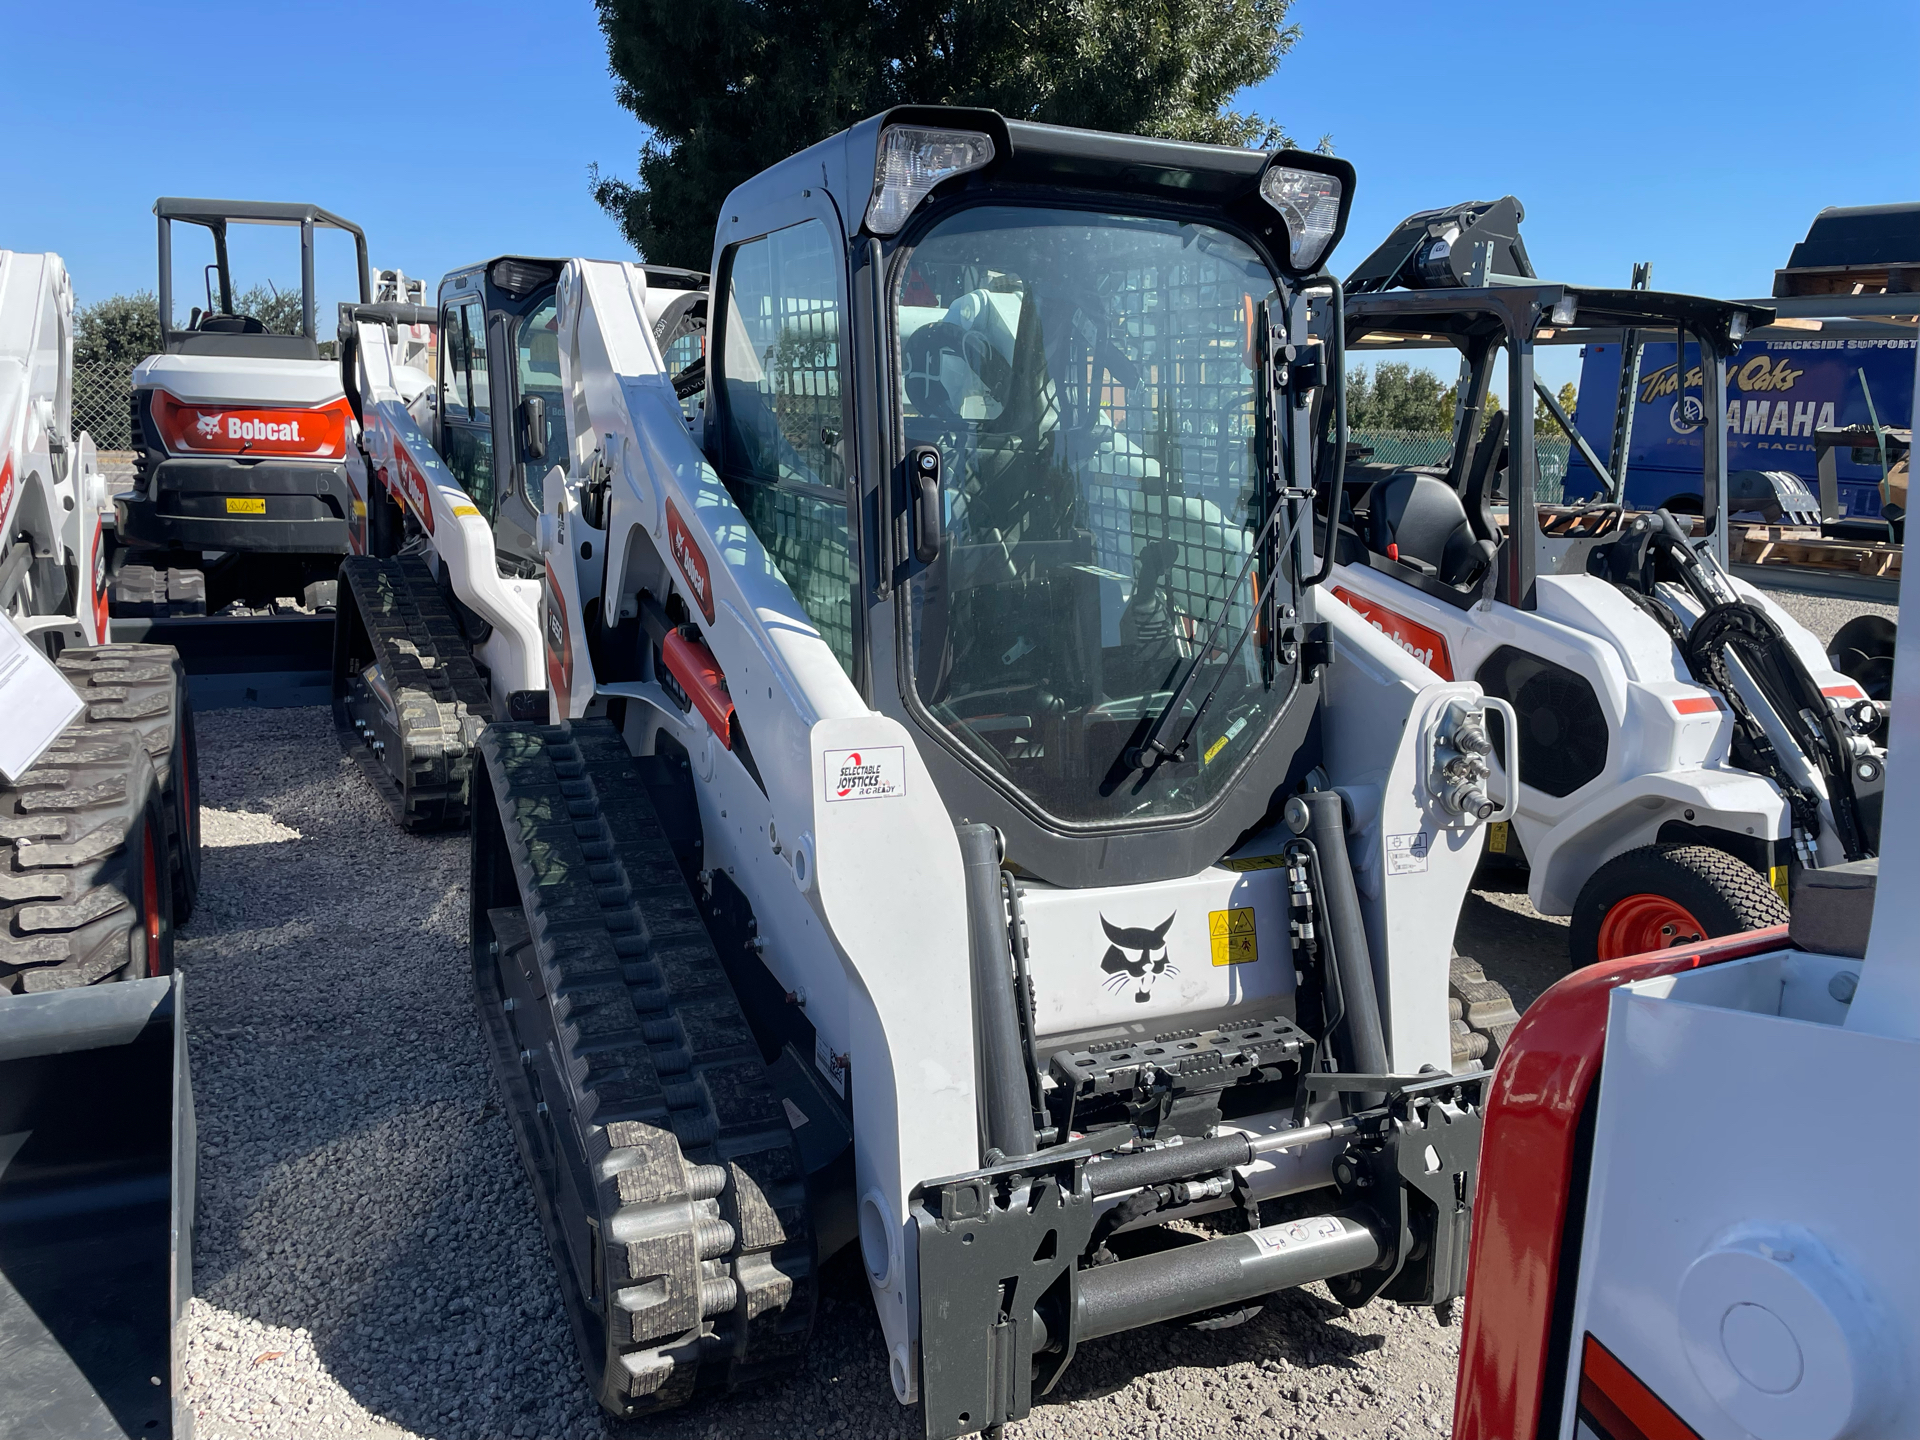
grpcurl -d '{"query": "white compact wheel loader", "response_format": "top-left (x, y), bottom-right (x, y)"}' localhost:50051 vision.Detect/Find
top-left (334, 108), bottom-right (1523, 1435)
top-left (0, 248), bottom-right (198, 1439)
top-left (1452, 348), bottom-right (1920, 1438)
top-left (1324, 200), bottom-right (1883, 967)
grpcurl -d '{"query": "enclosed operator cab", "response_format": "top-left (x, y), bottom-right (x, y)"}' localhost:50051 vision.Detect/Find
top-left (424, 257), bottom-right (706, 577)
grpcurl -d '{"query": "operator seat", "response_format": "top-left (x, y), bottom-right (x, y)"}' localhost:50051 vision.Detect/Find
top-left (1365, 414), bottom-right (1504, 587)
top-left (197, 314), bottom-right (267, 334)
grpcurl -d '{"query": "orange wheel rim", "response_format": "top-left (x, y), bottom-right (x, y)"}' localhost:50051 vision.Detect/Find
top-left (142, 827), bottom-right (162, 974)
top-left (1597, 892), bottom-right (1706, 961)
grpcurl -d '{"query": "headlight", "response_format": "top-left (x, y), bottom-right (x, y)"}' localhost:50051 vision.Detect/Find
top-left (864, 126), bottom-right (996, 237)
top-left (1260, 164), bottom-right (1345, 271)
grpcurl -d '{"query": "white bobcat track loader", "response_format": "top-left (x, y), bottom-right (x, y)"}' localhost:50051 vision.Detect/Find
top-left (309, 107), bottom-right (1535, 1440)
top-left (1325, 200), bottom-right (1884, 967)
top-left (329, 255), bottom-right (705, 828)
top-left (0, 248), bottom-right (199, 1439)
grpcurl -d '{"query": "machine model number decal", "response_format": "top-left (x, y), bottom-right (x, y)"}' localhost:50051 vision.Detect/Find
top-left (1331, 586), bottom-right (1454, 679)
top-left (390, 444), bottom-right (434, 535)
top-left (824, 746), bottom-right (904, 802)
top-left (1387, 830), bottom-right (1432, 875)
top-left (665, 498), bottom-right (715, 624)
top-left (1100, 915), bottom-right (1178, 1002)
top-left (543, 561), bottom-right (574, 701)
top-left (1209, 907), bottom-right (1258, 966)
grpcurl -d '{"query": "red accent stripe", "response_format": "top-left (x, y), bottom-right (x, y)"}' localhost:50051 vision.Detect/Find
top-left (1451, 924), bottom-right (1788, 1440)
top-left (1578, 1335), bottom-right (1702, 1440)
top-left (1822, 683), bottom-right (1865, 699)
top-left (1671, 695), bottom-right (1719, 715)
top-left (661, 630), bottom-right (734, 748)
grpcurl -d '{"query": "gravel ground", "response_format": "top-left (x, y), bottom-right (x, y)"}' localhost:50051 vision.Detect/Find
top-left (1760, 584), bottom-right (1898, 649)
top-left (177, 708), bottom-right (1464, 1440)
top-left (176, 576), bottom-right (1891, 1440)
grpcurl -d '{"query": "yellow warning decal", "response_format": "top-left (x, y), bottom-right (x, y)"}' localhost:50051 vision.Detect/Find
top-left (1219, 855), bottom-right (1287, 872)
top-left (1203, 733), bottom-right (1230, 764)
top-left (1487, 820), bottom-right (1510, 855)
top-left (1209, 907), bottom-right (1258, 966)
top-left (225, 496), bottom-right (266, 514)
top-left (351, 499), bottom-right (367, 517)
top-left (1770, 864), bottom-right (1790, 906)
top-left (453, 504), bottom-right (481, 518)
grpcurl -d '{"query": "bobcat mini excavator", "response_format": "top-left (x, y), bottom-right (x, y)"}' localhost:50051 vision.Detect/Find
top-left (0, 248), bottom-right (199, 1439)
top-left (333, 109), bottom-right (1521, 1436)
top-left (1325, 199), bottom-right (1883, 966)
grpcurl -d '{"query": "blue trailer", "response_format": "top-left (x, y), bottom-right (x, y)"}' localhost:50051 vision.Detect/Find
top-left (1566, 332), bottom-right (1915, 520)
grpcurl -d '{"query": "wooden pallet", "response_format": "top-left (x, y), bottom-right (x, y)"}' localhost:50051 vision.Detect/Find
top-left (1734, 525), bottom-right (1902, 579)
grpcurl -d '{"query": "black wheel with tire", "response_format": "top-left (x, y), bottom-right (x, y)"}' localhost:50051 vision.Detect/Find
top-left (0, 726), bottom-right (173, 992)
top-left (1569, 843), bottom-right (1786, 969)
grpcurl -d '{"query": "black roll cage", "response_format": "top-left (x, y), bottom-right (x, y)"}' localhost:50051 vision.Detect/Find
top-left (155, 197), bottom-right (371, 359)
top-left (1336, 284), bottom-right (1768, 610)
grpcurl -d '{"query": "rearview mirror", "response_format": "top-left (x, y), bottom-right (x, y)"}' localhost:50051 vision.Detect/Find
top-left (521, 395), bottom-right (547, 462)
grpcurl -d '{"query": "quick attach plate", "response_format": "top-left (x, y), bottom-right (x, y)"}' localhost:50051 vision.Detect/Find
top-left (1047, 1014), bottom-right (1310, 1133)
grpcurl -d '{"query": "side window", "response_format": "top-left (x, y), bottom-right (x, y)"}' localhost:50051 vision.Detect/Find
top-left (717, 221), bottom-right (855, 676)
top-left (438, 298), bottom-right (469, 415)
top-left (514, 297), bottom-right (563, 511)
top-left (442, 298), bottom-right (495, 520)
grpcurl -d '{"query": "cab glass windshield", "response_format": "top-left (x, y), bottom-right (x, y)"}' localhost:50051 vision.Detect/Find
top-left (898, 206), bottom-right (1288, 825)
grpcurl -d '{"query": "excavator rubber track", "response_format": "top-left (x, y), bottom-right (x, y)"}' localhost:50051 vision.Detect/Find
top-left (469, 719), bottom-right (814, 1418)
top-left (332, 555), bottom-right (491, 831)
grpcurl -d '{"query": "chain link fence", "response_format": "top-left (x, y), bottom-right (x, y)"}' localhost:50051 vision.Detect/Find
top-left (73, 361), bottom-right (139, 452)
top-left (1349, 425), bottom-right (1570, 503)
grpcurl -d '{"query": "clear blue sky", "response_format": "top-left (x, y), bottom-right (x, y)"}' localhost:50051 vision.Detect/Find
top-left (4, 0), bottom-right (1910, 395)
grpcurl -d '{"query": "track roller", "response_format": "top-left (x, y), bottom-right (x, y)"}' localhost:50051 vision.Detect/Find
top-left (332, 555), bottom-right (492, 830)
top-left (470, 719), bottom-right (814, 1418)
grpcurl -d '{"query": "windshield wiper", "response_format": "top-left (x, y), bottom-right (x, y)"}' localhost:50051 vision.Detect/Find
top-left (1132, 491), bottom-right (1308, 770)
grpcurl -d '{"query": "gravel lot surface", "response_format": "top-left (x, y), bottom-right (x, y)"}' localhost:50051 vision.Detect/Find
top-left (1761, 585), bottom-right (1898, 649)
top-left (177, 578), bottom-right (1892, 1440)
top-left (177, 709), bottom-right (1464, 1440)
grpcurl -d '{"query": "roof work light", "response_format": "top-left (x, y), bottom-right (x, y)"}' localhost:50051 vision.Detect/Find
top-left (865, 126), bottom-right (997, 237)
top-left (1259, 163), bottom-right (1347, 272)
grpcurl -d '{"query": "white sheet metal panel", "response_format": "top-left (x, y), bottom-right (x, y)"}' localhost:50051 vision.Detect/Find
top-left (1562, 951), bottom-right (1920, 1440)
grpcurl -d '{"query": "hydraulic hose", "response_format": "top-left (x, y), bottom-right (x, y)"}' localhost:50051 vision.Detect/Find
top-left (957, 823), bottom-right (1037, 1161)
top-left (1289, 791), bottom-right (1388, 1105)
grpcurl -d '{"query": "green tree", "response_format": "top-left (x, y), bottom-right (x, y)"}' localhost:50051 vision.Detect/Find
top-left (74, 291), bottom-right (162, 371)
top-left (1535, 379), bottom-right (1577, 433)
top-left (233, 283), bottom-right (304, 337)
top-left (592, 0), bottom-right (1312, 268)
top-left (1346, 361), bottom-right (1454, 433)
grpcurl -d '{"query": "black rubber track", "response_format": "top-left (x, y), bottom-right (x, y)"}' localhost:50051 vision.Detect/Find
top-left (0, 647), bottom-right (179, 990)
top-left (56, 643), bottom-right (200, 923)
top-left (470, 719), bottom-right (814, 1418)
top-left (1448, 953), bottom-right (1519, 1070)
top-left (333, 554), bottom-right (492, 831)
top-left (1569, 842), bottom-right (1789, 969)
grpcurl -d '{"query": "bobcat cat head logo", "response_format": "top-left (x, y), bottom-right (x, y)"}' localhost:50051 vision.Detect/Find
top-left (1100, 914), bottom-right (1178, 1003)
top-left (195, 413), bottom-right (223, 437)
